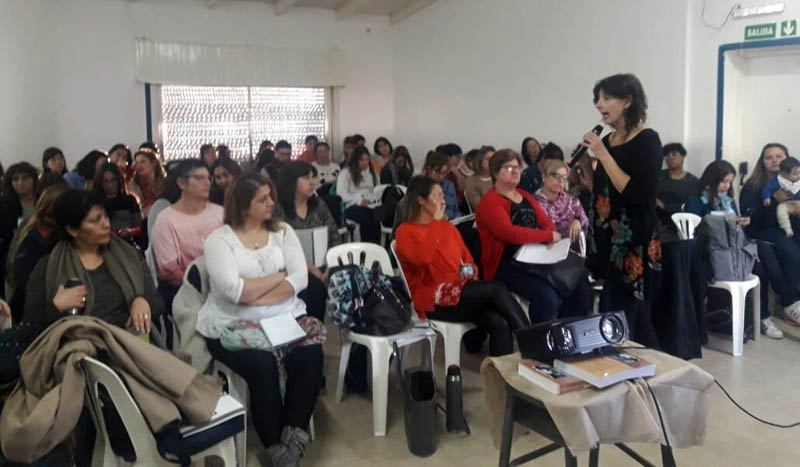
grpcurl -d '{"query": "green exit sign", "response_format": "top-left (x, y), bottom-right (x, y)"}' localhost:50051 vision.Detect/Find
top-left (745, 23), bottom-right (776, 40)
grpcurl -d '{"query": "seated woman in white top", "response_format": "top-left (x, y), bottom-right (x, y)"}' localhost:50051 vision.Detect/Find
top-left (335, 146), bottom-right (381, 243)
top-left (196, 173), bottom-right (322, 466)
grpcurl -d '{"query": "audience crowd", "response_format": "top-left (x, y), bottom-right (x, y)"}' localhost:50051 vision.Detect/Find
top-left (1, 103), bottom-right (798, 464)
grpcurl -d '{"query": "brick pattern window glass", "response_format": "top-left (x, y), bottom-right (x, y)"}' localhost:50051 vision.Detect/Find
top-left (161, 85), bottom-right (326, 162)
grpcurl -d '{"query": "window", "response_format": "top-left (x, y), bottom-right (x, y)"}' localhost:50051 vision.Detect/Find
top-left (160, 85), bottom-right (327, 162)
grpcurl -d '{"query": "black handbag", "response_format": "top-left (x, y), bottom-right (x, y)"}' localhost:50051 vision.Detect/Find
top-left (512, 252), bottom-right (587, 298)
top-left (355, 285), bottom-right (412, 336)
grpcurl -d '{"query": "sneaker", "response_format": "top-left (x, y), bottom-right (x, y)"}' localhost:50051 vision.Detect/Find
top-left (761, 318), bottom-right (784, 339)
top-left (783, 302), bottom-right (800, 326)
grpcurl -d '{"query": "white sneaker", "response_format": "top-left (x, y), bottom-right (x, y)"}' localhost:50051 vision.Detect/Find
top-left (761, 318), bottom-right (784, 339)
top-left (783, 301), bottom-right (800, 326)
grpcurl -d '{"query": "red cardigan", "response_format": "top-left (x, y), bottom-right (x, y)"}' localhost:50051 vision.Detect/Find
top-left (395, 220), bottom-right (475, 318)
top-left (476, 187), bottom-right (556, 279)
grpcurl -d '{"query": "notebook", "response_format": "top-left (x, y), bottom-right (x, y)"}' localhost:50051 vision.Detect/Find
top-left (179, 394), bottom-right (245, 437)
top-left (295, 227), bottom-right (328, 267)
top-left (514, 238), bottom-right (571, 264)
top-left (259, 314), bottom-right (307, 348)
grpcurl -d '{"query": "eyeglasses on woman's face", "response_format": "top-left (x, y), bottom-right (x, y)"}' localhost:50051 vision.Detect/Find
top-left (500, 164), bottom-right (521, 174)
top-left (548, 172), bottom-right (569, 181)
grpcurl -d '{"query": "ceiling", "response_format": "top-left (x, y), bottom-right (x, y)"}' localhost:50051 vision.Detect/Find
top-left (204, 0), bottom-right (438, 24)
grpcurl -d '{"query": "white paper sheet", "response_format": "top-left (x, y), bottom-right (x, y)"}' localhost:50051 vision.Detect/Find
top-left (514, 238), bottom-right (571, 264)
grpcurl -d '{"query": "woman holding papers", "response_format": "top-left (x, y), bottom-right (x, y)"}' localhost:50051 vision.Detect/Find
top-left (577, 73), bottom-right (662, 347)
top-left (396, 176), bottom-right (529, 356)
top-left (476, 149), bottom-right (591, 323)
top-left (196, 173), bottom-right (322, 466)
top-left (533, 159), bottom-right (588, 243)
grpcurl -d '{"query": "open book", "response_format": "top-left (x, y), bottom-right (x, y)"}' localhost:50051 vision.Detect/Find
top-left (514, 238), bottom-right (571, 264)
top-left (259, 313), bottom-right (307, 348)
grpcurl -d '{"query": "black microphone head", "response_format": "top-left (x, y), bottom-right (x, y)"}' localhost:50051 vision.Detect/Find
top-left (592, 124), bottom-right (604, 135)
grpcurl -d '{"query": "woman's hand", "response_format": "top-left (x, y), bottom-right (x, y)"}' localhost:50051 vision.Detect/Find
top-left (360, 198), bottom-right (370, 206)
top-left (549, 231), bottom-right (563, 246)
top-left (126, 297), bottom-right (152, 334)
top-left (581, 131), bottom-right (608, 161)
top-left (736, 216), bottom-right (751, 227)
top-left (568, 220), bottom-right (582, 243)
top-left (0, 300), bottom-right (10, 319)
top-left (433, 200), bottom-right (446, 220)
top-left (309, 265), bottom-right (328, 283)
top-left (773, 190), bottom-right (791, 202)
top-left (656, 198), bottom-right (664, 210)
top-left (53, 284), bottom-right (87, 313)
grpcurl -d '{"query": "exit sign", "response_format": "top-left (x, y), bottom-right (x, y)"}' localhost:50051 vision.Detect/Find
top-left (745, 23), bottom-right (776, 40)
top-left (781, 19), bottom-right (798, 36)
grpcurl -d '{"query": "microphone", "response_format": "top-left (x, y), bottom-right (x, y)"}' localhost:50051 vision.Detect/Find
top-left (568, 125), bottom-right (604, 168)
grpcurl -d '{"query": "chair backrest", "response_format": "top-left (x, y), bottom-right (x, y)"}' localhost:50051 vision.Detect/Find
top-left (144, 245), bottom-right (158, 288)
top-left (294, 226), bottom-right (329, 267)
top-left (578, 231), bottom-right (587, 258)
top-left (464, 192), bottom-right (473, 213)
top-left (81, 356), bottom-right (162, 463)
top-left (326, 243), bottom-right (394, 276)
top-left (672, 213), bottom-right (702, 240)
top-left (389, 240), bottom-right (412, 298)
top-left (374, 184), bottom-right (390, 200)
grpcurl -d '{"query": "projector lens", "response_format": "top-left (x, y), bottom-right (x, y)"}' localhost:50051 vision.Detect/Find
top-left (600, 315), bottom-right (624, 343)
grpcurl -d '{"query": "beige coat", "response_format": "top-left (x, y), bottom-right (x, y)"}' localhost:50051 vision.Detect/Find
top-left (0, 316), bottom-right (221, 463)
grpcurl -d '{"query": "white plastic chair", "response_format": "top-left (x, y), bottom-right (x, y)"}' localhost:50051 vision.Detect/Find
top-left (671, 214), bottom-right (761, 355)
top-left (389, 240), bottom-right (477, 370)
top-left (326, 243), bottom-right (436, 436)
top-left (81, 356), bottom-right (241, 466)
top-left (671, 213), bottom-right (702, 240)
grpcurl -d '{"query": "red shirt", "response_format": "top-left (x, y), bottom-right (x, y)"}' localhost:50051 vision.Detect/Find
top-left (476, 187), bottom-right (555, 279)
top-left (395, 220), bottom-right (475, 318)
top-left (297, 149), bottom-right (316, 163)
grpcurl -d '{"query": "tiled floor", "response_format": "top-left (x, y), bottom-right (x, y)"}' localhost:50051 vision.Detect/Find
top-left (245, 319), bottom-right (800, 466)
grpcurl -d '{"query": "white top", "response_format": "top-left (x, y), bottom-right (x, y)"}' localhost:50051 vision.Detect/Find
top-left (196, 223), bottom-right (309, 339)
top-left (312, 161), bottom-right (340, 186)
top-left (336, 168), bottom-right (377, 207)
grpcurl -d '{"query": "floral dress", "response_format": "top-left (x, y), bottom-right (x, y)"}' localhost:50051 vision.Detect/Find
top-left (588, 129), bottom-right (663, 301)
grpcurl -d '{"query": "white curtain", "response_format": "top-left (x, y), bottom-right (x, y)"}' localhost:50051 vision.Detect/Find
top-left (135, 38), bottom-right (345, 87)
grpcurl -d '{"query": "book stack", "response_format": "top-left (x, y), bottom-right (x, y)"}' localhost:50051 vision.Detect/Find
top-left (517, 359), bottom-right (591, 395)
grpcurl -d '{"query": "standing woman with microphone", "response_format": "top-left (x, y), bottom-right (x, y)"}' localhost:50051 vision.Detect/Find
top-left (577, 73), bottom-right (663, 347)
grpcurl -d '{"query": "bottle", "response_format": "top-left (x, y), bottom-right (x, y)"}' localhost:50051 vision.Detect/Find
top-left (64, 278), bottom-right (82, 316)
top-left (445, 365), bottom-right (465, 433)
top-left (458, 260), bottom-right (475, 280)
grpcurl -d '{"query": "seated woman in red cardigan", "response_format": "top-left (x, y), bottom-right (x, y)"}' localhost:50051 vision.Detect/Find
top-left (476, 149), bottom-right (592, 323)
top-left (395, 176), bottom-right (529, 356)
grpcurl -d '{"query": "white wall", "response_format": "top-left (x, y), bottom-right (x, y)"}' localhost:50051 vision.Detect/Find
top-left (0, 0), bottom-right (395, 169)
top-left (685, 0), bottom-right (800, 175)
top-left (391, 0), bottom-right (688, 165)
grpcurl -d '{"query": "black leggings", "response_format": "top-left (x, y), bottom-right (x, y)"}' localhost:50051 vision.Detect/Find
top-left (428, 280), bottom-right (529, 356)
top-left (298, 273), bottom-right (327, 322)
top-left (344, 205), bottom-right (381, 244)
top-left (206, 339), bottom-right (323, 447)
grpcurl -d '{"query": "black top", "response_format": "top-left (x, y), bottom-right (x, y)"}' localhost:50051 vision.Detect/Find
top-left (589, 128), bottom-right (663, 301)
top-left (104, 194), bottom-right (142, 231)
top-left (87, 263), bottom-right (129, 328)
top-left (740, 182), bottom-right (781, 236)
top-left (656, 170), bottom-right (698, 217)
top-left (9, 229), bottom-right (49, 321)
top-left (503, 196), bottom-right (539, 259)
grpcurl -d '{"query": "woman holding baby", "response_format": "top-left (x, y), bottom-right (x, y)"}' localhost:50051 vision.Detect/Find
top-left (738, 143), bottom-right (800, 326)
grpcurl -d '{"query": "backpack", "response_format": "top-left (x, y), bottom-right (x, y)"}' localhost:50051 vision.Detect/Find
top-left (695, 215), bottom-right (757, 282)
top-left (327, 262), bottom-right (411, 335)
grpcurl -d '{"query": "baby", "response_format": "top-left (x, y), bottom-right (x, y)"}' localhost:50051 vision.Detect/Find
top-left (761, 157), bottom-right (800, 236)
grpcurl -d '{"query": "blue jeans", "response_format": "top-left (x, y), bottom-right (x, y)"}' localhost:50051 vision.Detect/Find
top-left (495, 260), bottom-right (592, 324)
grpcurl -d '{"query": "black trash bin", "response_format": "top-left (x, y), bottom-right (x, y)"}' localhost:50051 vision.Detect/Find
top-left (402, 366), bottom-right (438, 457)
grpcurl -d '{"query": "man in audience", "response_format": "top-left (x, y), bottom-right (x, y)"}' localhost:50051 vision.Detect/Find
top-left (275, 140), bottom-right (293, 163)
top-left (151, 159), bottom-right (223, 308)
top-left (297, 135), bottom-right (319, 163)
top-left (353, 134), bottom-right (367, 148)
top-left (656, 142), bottom-right (698, 224)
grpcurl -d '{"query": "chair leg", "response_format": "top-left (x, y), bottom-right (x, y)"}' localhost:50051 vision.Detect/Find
top-left (336, 340), bottom-right (353, 403)
top-left (752, 281), bottom-right (761, 342)
top-left (730, 288), bottom-right (744, 356)
top-left (443, 328), bottom-right (462, 370)
top-left (370, 343), bottom-right (392, 437)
